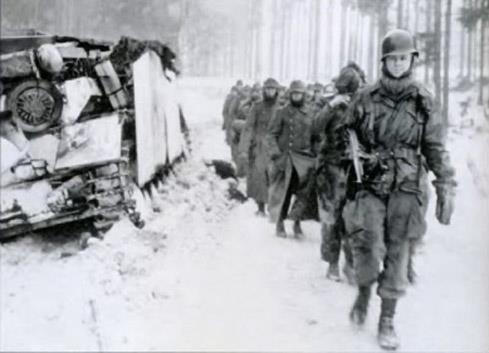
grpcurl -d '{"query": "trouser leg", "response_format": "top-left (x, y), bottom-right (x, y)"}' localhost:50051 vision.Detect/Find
top-left (279, 167), bottom-right (299, 221)
top-left (343, 191), bottom-right (387, 287)
top-left (378, 191), bottom-right (427, 299)
top-left (320, 222), bottom-right (341, 264)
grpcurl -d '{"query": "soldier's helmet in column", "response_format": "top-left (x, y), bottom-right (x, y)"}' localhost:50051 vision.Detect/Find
top-left (381, 29), bottom-right (419, 60)
top-left (289, 80), bottom-right (306, 93)
top-left (263, 78), bottom-right (280, 89)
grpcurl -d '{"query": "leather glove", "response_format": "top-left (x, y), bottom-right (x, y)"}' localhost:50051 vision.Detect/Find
top-left (434, 181), bottom-right (456, 225)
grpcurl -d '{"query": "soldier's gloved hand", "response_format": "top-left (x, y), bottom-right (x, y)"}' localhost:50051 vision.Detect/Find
top-left (434, 182), bottom-right (456, 225)
top-left (329, 94), bottom-right (351, 108)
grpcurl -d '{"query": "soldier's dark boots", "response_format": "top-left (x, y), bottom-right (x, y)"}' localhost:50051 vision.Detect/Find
top-left (378, 298), bottom-right (400, 351)
top-left (256, 202), bottom-right (266, 217)
top-left (293, 221), bottom-right (304, 239)
top-left (349, 285), bottom-right (371, 326)
top-left (276, 220), bottom-right (286, 238)
top-left (326, 262), bottom-right (341, 282)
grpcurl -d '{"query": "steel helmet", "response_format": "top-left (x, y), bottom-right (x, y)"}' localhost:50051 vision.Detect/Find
top-left (263, 77), bottom-right (279, 89)
top-left (289, 80), bottom-right (306, 93)
top-left (335, 67), bottom-right (362, 94)
top-left (381, 29), bottom-right (419, 60)
top-left (36, 44), bottom-right (63, 73)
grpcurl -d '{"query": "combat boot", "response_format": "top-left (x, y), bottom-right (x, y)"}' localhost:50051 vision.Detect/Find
top-left (349, 285), bottom-right (371, 326)
top-left (256, 202), bottom-right (266, 217)
top-left (276, 220), bottom-right (286, 238)
top-left (326, 262), bottom-right (341, 282)
top-left (377, 298), bottom-right (400, 350)
top-left (293, 220), bottom-right (304, 239)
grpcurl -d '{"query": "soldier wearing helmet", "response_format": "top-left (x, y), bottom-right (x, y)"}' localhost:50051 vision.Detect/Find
top-left (239, 78), bottom-right (280, 216)
top-left (232, 84), bottom-right (261, 176)
top-left (342, 29), bottom-right (456, 350)
top-left (266, 80), bottom-right (318, 238)
top-left (313, 63), bottom-right (366, 283)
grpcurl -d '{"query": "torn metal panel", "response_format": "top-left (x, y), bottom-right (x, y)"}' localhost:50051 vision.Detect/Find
top-left (60, 77), bottom-right (102, 125)
top-left (161, 70), bottom-right (184, 163)
top-left (132, 51), bottom-right (168, 186)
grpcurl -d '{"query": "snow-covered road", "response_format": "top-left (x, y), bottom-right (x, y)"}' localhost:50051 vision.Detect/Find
top-left (1, 82), bottom-right (488, 351)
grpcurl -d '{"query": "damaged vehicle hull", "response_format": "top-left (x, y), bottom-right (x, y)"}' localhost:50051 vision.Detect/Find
top-left (0, 31), bottom-right (186, 240)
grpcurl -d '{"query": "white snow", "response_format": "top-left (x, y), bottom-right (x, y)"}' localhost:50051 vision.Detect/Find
top-left (1, 81), bottom-right (488, 352)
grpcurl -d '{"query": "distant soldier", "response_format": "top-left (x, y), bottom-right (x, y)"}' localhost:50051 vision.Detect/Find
top-left (314, 63), bottom-right (365, 282)
top-left (266, 80), bottom-right (318, 238)
top-left (309, 82), bottom-right (326, 116)
top-left (314, 62), bottom-right (365, 284)
top-left (232, 84), bottom-right (261, 176)
top-left (277, 85), bottom-right (288, 107)
top-left (343, 29), bottom-right (456, 350)
top-left (225, 85), bottom-right (248, 146)
top-left (222, 84), bottom-right (240, 131)
top-left (239, 78), bottom-right (280, 216)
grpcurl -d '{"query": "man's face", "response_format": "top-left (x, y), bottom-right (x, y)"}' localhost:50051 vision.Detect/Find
top-left (290, 92), bottom-right (304, 103)
top-left (264, 87), bottom-right (277, 99)
top-left (385, 54), bottom-right (412, 78)
top-left (251, 90), bottom-right (261, 100)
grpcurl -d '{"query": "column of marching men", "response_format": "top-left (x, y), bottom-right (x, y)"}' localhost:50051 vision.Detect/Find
top-left (221, 29), bottom-right (456, 351)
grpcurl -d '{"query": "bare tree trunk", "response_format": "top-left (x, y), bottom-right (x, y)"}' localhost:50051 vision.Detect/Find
top-left (230, 31), bottom-right (235, 77)
top-left (405, 0), bottom-right (410, 30)
top-left (368, 15), bottom-right (376, 81)
top-left (468, 0), bottom-right (474, 81)
top-left (284, 3), bottom-right (293, 80)
top-left (340, 1), bottom-right (348, 67)
top-left (478, 0), bottom-right (487, 104)
top-left (459, 2), bottom-right (466, 78)
top-left (377, 2), bottom-right (389, 76)
top-left (424, 0), bottom-right (433, 84)
top-left (279, 2), bottom-right (286, 80)
top-left (307, 0), bottom-right (314, 79)
top-left (473, 0), bottom-right (479, 83)
top-left (325, 0), bottom-right (334, 78)
top-left (270, 0), bottom-right (278, 78)
top-left (442, 0), bottom-right (452, 125)
top-left (434, 0), bottom-right (442, 107)
top-left (414, 0), bottom-right (420, 33)
top-left (348, 7), bottom-right (354, 61)
top-left (397, 0), bottom-right (403, 28)
top-left (312, 0), bottom-right (321, 80)
top-left (348, 7), bottom-right (353, 61)
top-left (254, 0), bottom-right (262, 80)
top-left (354, 9), bottom-right (361, 62)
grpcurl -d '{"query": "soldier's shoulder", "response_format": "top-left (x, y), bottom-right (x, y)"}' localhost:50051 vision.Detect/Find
top-left (411, 81), bottom-right (435, 112)
top-left (254, 99), bottom-right (267, 109)
top-left (356, 82), bottom-right (380, 99)
top-left (275, 104), bottom-right (289, 114)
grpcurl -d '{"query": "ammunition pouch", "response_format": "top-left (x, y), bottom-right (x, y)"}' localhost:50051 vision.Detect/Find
top-left (363, 146), bottom-right (423, 197)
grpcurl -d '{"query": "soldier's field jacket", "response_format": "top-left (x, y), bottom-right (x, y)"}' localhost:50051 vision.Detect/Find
top-left (346, 80), bottom-right (455, 196)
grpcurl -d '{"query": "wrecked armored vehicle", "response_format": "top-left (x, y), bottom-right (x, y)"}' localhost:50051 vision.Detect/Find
top-left (0, 31), bottom-right (189, 239)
